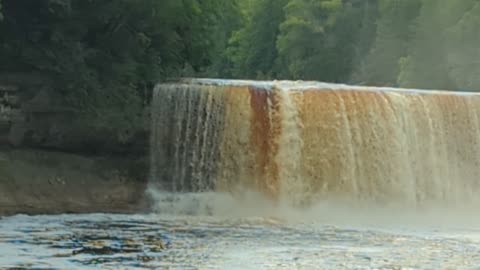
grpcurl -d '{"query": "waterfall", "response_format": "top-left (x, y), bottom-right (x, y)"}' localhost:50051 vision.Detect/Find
top-left (150, 79), bottom-right (480, 207)
top-left (150, 83), bottom-right (226, 192)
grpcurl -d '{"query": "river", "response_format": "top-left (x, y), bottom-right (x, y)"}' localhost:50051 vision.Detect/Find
top-left (1, 193), bottom-right (480, 269)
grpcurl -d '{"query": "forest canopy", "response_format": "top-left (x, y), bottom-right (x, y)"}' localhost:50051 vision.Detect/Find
top-left (1, 0), bottom-right (479, 139)
top-left (226, 0), bottom-right (480, 92)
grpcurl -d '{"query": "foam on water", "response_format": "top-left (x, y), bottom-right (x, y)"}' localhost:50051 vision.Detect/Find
top-left (182, 78), bottom-right (480, 95)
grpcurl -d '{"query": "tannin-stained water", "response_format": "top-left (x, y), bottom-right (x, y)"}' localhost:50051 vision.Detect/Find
top-left (150, 79), bottom-right (480, 207)
top-left (4, 79), bottom-right (480, 269)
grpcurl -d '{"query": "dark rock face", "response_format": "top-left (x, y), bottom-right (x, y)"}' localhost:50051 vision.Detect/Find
top-left (0, 149), bottom-right (149, 216)
top-left (0, 81), bottom-right (150, 215)
top-left (0, 84), bottom-right (21, 146)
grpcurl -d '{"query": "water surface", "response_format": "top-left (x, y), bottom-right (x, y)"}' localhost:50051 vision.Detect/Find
top-left (1, 208), bottom-right (480, 269)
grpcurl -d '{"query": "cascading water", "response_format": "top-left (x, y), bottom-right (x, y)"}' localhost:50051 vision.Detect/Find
top-left (6, 78), bottom-right (480, 269)
top-left (150, 83), bottom-right (226, 192)
top-left (149, 79), bottom-right (480, 208)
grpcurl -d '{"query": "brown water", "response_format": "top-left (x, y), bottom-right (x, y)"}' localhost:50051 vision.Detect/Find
top-left (150, 79), bottom-right (480, 207)
top-left (5, 79), bottom-right (479, 269)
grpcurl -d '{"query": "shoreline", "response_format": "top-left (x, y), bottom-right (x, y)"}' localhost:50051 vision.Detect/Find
top-left (0, 148), bottom-right (150, 216)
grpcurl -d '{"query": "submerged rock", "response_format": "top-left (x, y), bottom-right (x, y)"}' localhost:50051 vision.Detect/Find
top-left (72, 245), bottom-right (142, 256)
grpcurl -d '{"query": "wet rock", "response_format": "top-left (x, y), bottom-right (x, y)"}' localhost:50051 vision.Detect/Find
top-left (144, 236), bottom-right (166, 252)
top-left (138, 255), bottom-right (155, 262)
top-left (123, 239), bottom-right (141, 248)
top-left (150, 245), bottom-right (165, 252)
top-left (72, 245), bottom-right (141, 256)
top-left (73, 256), bottom-right (138, 265)
top-left (73, 246), bottom-right (118, 255)
top-left (53, 252), bottom-right (72, 258)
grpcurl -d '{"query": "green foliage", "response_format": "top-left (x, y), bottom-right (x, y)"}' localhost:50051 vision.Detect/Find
top-left (444, 1), bottom-right (480, 91)
top-left (223, 0), bottom-right (480, 91)
top-left (398, 0), bottom-right (477, 90)
top-left (355, 0), bottom-right (420, 86)
top-left (227, 0), bottom-right (288, 79)
top-left (349, 0), bottom-right (379, 81)
top-left (201, 1), bottom-right (242, 78)
top-left (277, 0), bottom-right (378, 82)
top-left (277, 0), bottom-right (346, 81)
top-left (0, 0), bottom-right (229, 141)
top-left (2, 0), bottom-right (480, 144)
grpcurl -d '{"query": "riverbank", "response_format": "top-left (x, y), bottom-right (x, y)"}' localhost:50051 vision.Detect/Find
top-left (0, 148), bottom-right (149, 216)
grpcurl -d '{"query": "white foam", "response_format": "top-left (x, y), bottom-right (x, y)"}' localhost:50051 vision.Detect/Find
top-left (180, 78), bottom-right (480, 95)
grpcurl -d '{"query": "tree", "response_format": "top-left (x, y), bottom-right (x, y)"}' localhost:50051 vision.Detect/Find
top-left (443, 1), bottom-right (480, 91)
top-left (277, 0), bottom-right (379, 82)
top-left (201, 0), bottom-right (242, 78)
top-left (227, 0), bottom-right (288, 79)
top-left (348, 0), bottom-right (379, 83)
top-left (354, 0), bottom-right (420, 86)
top-left (277, 0), bottom-right (344, 81)
top-left (0, 0), bottom-right (229, 143)
top-left (398, 0), bottom-right (475, 90)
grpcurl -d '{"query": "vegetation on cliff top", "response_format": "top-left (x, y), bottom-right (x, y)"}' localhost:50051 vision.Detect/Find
top-left (0, 0), bottom-right (238, 139)
top-left (228, 0), bottom-right (480, 92)
top-left (1, 0), bottom-right (480, 143)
